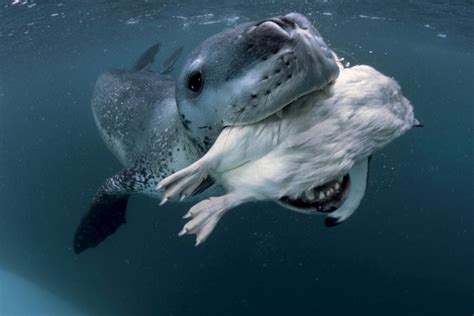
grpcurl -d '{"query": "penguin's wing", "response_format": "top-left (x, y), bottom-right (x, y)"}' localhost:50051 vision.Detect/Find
top-left (324, 157), bottom-right (371, 227)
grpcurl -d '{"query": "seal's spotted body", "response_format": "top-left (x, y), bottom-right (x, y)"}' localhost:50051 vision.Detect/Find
top-left (73, 45), bottom-right (206, 253)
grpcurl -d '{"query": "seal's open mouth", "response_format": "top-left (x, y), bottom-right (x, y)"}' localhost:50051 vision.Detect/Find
top-left (279, 175), bottom-right (350, 214)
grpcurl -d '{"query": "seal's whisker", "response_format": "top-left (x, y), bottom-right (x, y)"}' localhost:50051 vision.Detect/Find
top-left (332, 48), bottom-right (358, 65)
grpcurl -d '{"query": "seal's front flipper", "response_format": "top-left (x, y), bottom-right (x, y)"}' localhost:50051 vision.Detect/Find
top-left (325, 157), bottom-right (370, 227)
top-left (73, 166), bottom-right (160, 254)
top-left (160, 46), bottom-right (184, 75)
top-left (132, 42), bottom-right (161, 71)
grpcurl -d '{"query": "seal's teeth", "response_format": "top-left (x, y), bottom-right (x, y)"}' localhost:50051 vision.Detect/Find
top-left (334, 183), bottom-right (340, 190)
top-left (305, 189), bottom-right (315, 200)
top-left (319, 192), bottom-right (325, 200)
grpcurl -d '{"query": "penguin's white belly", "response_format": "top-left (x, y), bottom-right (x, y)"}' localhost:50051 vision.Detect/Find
top-left (159, 65), bottom-right (417, 244)
top-left (216, 65), bottom-right (416, 200)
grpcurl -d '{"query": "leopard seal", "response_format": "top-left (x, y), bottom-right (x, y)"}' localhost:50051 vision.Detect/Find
top-left (73, 13), bottom-right (342, 253)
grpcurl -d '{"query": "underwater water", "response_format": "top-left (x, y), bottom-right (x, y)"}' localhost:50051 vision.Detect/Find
top-left (0, 0), bottom-right (473, 315)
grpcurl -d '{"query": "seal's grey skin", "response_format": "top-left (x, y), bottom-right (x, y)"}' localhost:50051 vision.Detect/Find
top-left (74, 14), bottom-right (342, 253)
top-left (176, 12), bottom-right (340, 151)
top-left (161, 46), bottom-right (184, 75)
top-left (132, 42), bottom-right (161, 72)
top-left (73, 44), bottom-right (201, 254)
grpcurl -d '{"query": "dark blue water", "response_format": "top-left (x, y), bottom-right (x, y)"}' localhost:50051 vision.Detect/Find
top-left (0, 1), bottom-right (473, 315)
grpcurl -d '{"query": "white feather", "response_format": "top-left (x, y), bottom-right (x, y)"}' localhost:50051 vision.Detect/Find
top-left (159, 65), bottom-right (416, 242)
top-left (203, 65), bottom-right (415, 200)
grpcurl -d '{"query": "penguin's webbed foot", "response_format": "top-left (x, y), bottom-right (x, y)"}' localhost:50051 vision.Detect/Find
top-left (179, 195), bottom-right (232, 246)
top-left (158, 161), bottom-right (208, 203)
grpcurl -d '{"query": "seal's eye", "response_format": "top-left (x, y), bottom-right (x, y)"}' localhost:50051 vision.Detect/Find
top-left (187, 71), bottom-right (203, 93)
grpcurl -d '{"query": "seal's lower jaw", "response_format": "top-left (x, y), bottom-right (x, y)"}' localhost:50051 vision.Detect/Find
top-left (279, 175), bottom-right (350, 213)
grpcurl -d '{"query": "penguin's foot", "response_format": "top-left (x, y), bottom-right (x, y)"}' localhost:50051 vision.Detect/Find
top-left (158, 161), bottom-right (208, 203)
top-left (179, 196), bottom-right (230, 246)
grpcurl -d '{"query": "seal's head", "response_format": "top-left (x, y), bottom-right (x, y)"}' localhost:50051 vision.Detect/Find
top-left (176, 12), bottom-right (340, 151)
